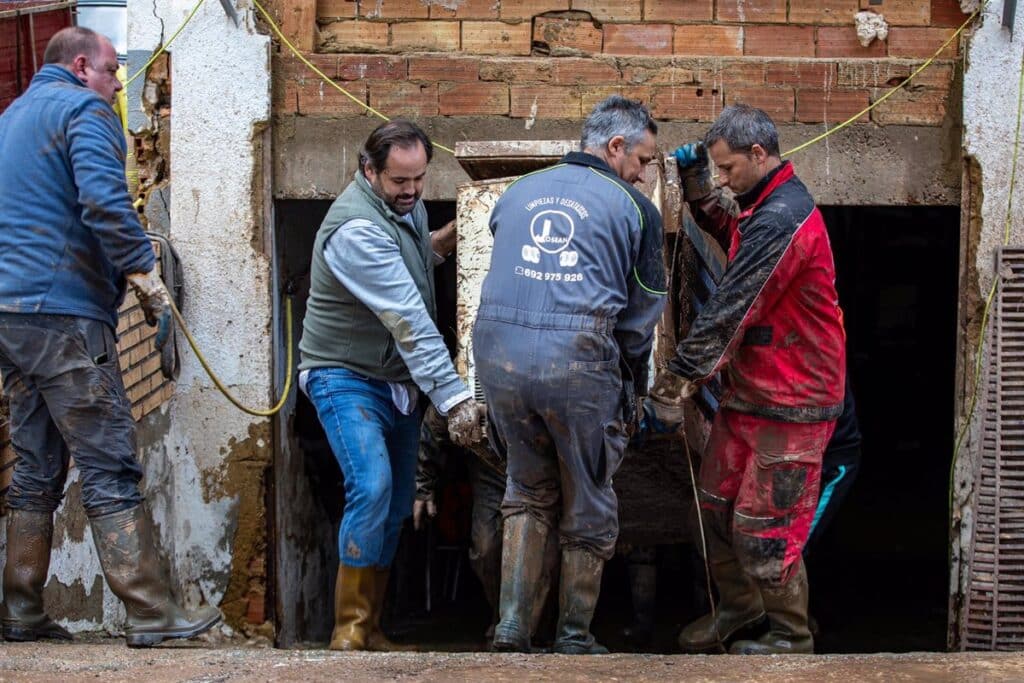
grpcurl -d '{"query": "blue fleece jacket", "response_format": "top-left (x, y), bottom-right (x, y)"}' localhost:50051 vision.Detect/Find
top-left (0, 65), bottom-right (155, 329)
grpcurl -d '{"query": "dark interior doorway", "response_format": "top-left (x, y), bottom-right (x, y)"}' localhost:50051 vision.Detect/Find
top-left (274, 199), bottom-right (960, 654)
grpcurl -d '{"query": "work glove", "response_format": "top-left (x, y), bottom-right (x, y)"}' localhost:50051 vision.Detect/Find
top-left (447, 397), bottom-right (484, 447)
top-left (126, 270), bottom-right (173, 350)
top-left (673, 142), bottom-right (715, 202)
top-left (413, 497), bottom-right (437, 531)
top-left (644, 369), bottom-right (698, 431)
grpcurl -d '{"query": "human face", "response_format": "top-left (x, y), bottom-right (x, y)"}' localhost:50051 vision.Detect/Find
top-left (604, 129), bottom-right (657, 185)
top-left (71, 38), bottom-right (122, 104)
top-left (708, 139), bottom-right (776, 196)
top-left (363, 142), bottom-right (429, 216)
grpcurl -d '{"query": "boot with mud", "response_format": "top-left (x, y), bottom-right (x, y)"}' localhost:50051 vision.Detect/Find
top-left (729, 562), bottom-right (813, 655)
top-left (552, 547), bottom-right (608, 655)
top-left (89, 506), bottom-right (221, 648)
top-left (329, 563), bottom-right (374, 650)
top-left (677, 556), bottom-right (765, 653)
top-left (2, 510), bottom-right (72, 642)
top-left (492, 513), bottom-right (549, 653)
top-left (365, 568), bottom-right (416, 651)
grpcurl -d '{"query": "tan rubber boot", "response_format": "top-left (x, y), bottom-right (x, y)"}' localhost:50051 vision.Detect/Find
top-left (2, 510), bottom-right (72, 641)
top-left (329, 564), bottom-right (374, 651)
top-left (729, 562), bottom-right (813, 655)
top-left (89, 506), bottom-right (221, 648)
top-left (492, 514), bottom-right (549, 652)
top-left (677, 555), bottom-right (765, 653)
top-left (364, 568), bottom-right (415, 651)
top-left (551, 547), bottom-right (608, 655)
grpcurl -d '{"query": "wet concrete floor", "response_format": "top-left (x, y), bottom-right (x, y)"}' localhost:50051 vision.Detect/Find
top-left (0, 640), bottom-right (1022, 682)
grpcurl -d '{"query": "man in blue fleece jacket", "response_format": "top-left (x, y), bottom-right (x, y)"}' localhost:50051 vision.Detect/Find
top-left (0, 27), bottom-right (219, 647)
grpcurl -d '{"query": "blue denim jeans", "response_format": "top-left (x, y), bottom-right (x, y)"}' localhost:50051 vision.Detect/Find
top-left (305, 367), bottom-right (422, 568)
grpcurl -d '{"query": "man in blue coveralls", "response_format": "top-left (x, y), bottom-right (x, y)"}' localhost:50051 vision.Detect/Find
top-left (473, 96), bottom-right (667, 654)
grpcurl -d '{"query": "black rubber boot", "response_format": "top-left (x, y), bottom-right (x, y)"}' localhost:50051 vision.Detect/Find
top-left (622, 557), bottom-right (656, 648)
top-left (730, 562), bottom-right (813, 655)
top-left (90, 506), bottom-right (221, 648)
top-left (492, 514), bottom-right (549, 652)
top-left (552, 547), bottom-right (608, 655)
top-left (2, 510), bottom-right (72, 642)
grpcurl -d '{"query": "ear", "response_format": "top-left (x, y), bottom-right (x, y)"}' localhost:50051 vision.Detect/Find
top-left (749, 143), bottom-right (769, 164)
top-left (70, 54), bottom-right (89, 78)
top-left (607, 134), bottom-right (627, 157)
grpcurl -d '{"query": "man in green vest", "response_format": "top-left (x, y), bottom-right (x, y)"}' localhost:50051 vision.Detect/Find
top-left (299, 119), bottom-right (482, 651)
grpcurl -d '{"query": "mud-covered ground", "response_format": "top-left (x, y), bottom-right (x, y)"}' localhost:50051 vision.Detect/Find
top-left (1, 638), bottom-right (1022, 682)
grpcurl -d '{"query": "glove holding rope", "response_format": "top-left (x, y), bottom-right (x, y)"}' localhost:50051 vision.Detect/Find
top-left (126, 270), bottom-right (173, 350)
top-left (673, 142), bottom-right (715, 202)
top-left (643, 370), bottom-right (698, 432)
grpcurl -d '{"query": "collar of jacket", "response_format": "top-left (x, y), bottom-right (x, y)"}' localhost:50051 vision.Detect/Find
top-left (736, 160), bottom-right (793, 216)
top-left (32, 64), bottom-right (86, 89)
top-left (352, 170), bottom-right (422, 230)
top-left (562, 150), bottom-right (618, 177)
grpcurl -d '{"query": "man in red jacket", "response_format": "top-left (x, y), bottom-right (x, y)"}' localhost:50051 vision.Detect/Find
top-left (648, 104), bottom-right (845, 655)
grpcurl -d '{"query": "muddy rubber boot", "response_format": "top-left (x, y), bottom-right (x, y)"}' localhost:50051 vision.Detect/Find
top-left (622, 561), bottom-right (656, 648)
top-left (677, 556), bottom-right (765, 653)
top-left (364, 568), bottom-right (416, 652)
top-left (552, 547), bottom-right (608, 655)
top-left (492, 514), bottom-right (549, 653)
top-left (89, 506), bottom-right (221, 648)
top-left (329, 564), bottom-right (375, 650)
top-left (729, 563), bottom-right (813, 655)
top-left (2, 510), bottom-right (72, 642)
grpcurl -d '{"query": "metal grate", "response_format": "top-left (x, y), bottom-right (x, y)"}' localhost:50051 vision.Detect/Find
top-left (965, 246), bottom-right (1024, 651)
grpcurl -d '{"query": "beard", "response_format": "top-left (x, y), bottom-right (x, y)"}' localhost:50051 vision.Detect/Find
top-left (370, 175), bottom-right (419, 216)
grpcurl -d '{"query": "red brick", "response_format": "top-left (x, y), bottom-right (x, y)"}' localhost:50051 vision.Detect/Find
top-left (358, 0), bottom-right (428, 18)
top-left (795, 87), bottom-right (869, 123)
top-left (816, 26), bottom-right (887, 57)
top-left (500, 0), bottom-right (569, 20)
top-left (888, 27), bottom-right (959, 59)
top-left (336, 55), bottom-right (406, 80)
top-left (391, 21), bottom-right (461, 50)
top-left (644, 0), bottom-right (713, 22)
top-left (439, 81), bottom-right (509, 115)
top-left (604, 24), bottom-right (673, 55)
top-left (580, 85), bottom-right (653, 112)
top-left (726, 86), bottom-right (794, 121)
top-left (409, 55), bottom-right (478, 81)
top-left (931, 0), bottom-right (970, 27)
top-left (836, 59), bottom-right (953, 89)
top-left (462, 21), bottom-right (533, 55)
top-left (713, 60), bottom-right (768, 86)
top-left (318, 20), bottom-right (389, 51)
top-left (716, 0), bottom-right (785, 23)
top-left (744, 26), bottom-right (815, 57)
top-left (368, 81), bottom-right (439, 115)
top-left (279, 0), bottom-right (317, 51)
top-left (858, 0), bottom-right (930, 26)
top-left (534, 15), bottom-right (603, 54)
top-left (510, 84), bottom-right (582, 118)
top-left (479, 57), bottom-right (554, 82)
top-left (765, 61), bottom-right (837, 87)
top-left (651, 85), bottom-right (722, 121)
top-left (317, 0), bottom-right (357, 18)
top-left (551, 58), bottom-right (621, 84)
top-left (297, 79), bottom-right (369, 115)
top-left (789, 0), bottom-right (858, 24)
top-left (870, 85), bottom-right (950, 125)
top-left (572, 0), bottom-right (642, 21)
top-left (622, 59), bottom-right (694, 86)
top-left (430, 0), bottom-right (499, 18)
top-left (674, 25), bottom-right (743, 57)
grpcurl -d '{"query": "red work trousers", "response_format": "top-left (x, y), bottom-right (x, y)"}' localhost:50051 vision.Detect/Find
top-left (698, 408), bottom-right (835, 584)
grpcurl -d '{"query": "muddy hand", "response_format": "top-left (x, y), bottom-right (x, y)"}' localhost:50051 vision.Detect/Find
top-left (431, 219), bottom-right (457, 260)
top-left (673, 142), bottom-right (714, 201)
top-left (413, 498), bottom-right (437, 530)
top-left (447, 398), bottom-right (484, 447)
top-left (645, 370), bottom-right (697, 430)
top-left (126, 270), bottom-right (173, 350)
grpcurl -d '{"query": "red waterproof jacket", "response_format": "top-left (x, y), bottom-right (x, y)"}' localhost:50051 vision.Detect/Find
top-left (669, 161), bottom-right (846, 423)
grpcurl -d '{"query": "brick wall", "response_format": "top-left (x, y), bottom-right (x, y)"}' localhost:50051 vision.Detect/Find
top-left (270, 0), bottom-right (967, 126)
top-left (0, 6), bottom-right (72, 113)
top-left (0, 239), bottom-right (174, 514)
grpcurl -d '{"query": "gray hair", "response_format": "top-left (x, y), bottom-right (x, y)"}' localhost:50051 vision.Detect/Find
top-left (704, 104), bottom-right (780, 158)
top-left (581, 95), bottom-right (657, 152)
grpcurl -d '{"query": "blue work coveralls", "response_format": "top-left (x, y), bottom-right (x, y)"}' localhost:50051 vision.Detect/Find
top-left (472, 152), bottom-right (667, 559)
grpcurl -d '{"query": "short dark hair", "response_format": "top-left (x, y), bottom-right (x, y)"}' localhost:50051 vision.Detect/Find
top-left (704, 104), bottom-right (780, 158)
top-left (581, 95), bottom-right (657, 152)
top-left (359, 119), bottom-right (434, 174)
top-left (43, 26), bottom-right (103, 66)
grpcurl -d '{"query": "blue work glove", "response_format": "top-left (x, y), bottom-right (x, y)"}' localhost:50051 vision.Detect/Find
top-left (672, 142), bottom-right (714, 201)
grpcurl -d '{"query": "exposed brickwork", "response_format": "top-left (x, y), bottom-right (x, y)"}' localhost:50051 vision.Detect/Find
top-left (267, 0), bottom-right (966, 125)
